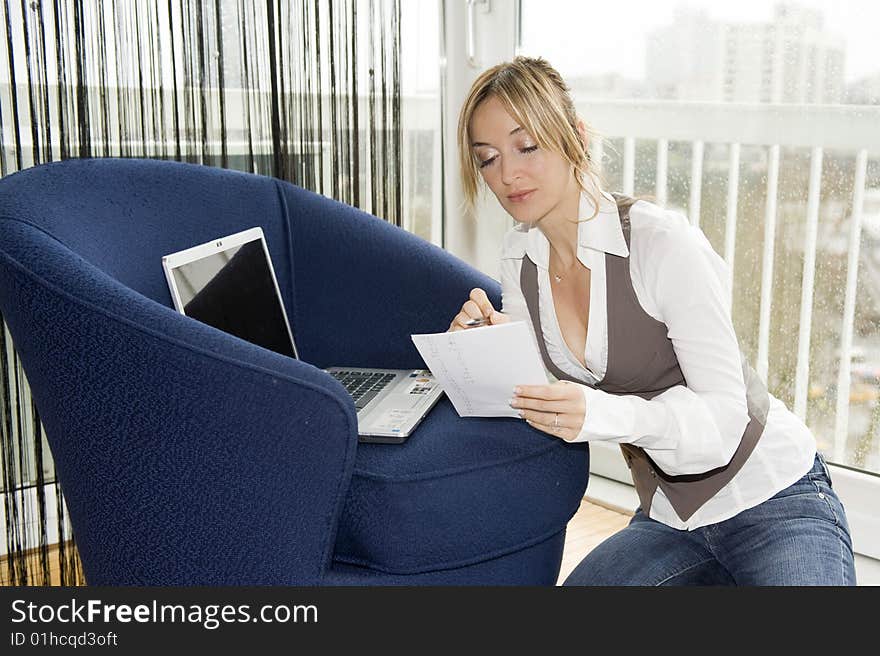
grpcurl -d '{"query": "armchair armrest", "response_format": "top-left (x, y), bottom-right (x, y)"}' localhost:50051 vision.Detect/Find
top-left (0, 219), bottom-right (359, 584)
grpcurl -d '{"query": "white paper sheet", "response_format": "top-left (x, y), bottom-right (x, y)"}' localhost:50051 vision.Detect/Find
top-left (411, 321), bottom-right (549, 417)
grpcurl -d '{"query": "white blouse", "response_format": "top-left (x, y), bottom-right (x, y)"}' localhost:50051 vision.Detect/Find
top-left (498, 188), bottom-right (816, 530)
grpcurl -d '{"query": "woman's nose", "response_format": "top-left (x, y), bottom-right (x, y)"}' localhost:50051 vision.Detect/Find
top-left (500, 156), bottom-right (521, 186)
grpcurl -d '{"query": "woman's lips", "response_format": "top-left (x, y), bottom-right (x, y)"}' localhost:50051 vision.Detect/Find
top-left (507, 189), bottom-right (535, 203)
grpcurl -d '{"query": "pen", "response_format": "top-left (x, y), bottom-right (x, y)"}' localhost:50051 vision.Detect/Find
top-left (464, 317), bottom-right (488, 327)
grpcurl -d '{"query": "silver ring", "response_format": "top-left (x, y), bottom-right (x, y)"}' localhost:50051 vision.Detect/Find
top-left (554, 413), bottom-right (559, 428)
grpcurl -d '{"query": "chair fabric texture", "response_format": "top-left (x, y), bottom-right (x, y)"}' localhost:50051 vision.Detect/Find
top-left (0, 158), bottom-right (590, 585)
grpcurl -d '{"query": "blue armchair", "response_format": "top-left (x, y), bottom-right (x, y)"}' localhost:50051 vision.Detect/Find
top-left (0, 158), bottom-right (589, 585)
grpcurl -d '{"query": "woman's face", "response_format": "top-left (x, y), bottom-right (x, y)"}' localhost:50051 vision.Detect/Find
top-left (468, 95), bottom-right (576, 226)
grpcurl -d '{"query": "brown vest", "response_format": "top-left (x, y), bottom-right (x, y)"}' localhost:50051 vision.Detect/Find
top-left (519, 194), bottom-right (769, 522)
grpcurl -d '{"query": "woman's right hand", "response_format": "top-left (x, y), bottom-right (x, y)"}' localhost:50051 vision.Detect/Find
top-left (448, 288), bottom-right (510, 332)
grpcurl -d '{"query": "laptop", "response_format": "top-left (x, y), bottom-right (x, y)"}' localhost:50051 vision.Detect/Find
top-left (161, 226), bottom-right (444, 444)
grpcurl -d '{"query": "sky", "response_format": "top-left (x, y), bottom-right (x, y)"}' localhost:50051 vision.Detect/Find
top-left (518, 0), bottom-right (879, 84)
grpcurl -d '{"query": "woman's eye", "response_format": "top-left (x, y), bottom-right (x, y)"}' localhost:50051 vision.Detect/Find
top-left (520, 145), bottom-right (538, 154)
top-left (479, 155), bottom-right (497, 169)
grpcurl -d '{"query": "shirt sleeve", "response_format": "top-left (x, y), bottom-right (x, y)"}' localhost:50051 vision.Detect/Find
top-left (574, 221), bottom-right (751, 476)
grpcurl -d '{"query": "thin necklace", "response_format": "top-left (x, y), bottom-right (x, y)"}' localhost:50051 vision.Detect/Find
top-left (551, 237), bottom-right (579, 283)
top-left (550, 260), bottom-right (571, 283)
top-left (552, 259), bottom-right (584, 283)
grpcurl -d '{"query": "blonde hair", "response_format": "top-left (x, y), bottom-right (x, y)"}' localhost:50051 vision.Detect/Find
top-left (457, 56), bottom-right (603, 220)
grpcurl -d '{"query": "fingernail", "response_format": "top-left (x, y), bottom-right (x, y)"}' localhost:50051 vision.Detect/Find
top-left (514, 387), bottom-right (521, 395)
top-left (508, 398), bottom-right (517, 407)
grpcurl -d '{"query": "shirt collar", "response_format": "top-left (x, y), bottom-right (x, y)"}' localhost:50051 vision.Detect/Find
top-left (505, 187), bottom-right (630, 268)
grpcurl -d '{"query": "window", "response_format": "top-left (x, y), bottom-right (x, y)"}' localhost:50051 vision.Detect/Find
top-left (400, 0), bottom-right (442, 244)
top-left (519, 0), bottom-right (880, 478)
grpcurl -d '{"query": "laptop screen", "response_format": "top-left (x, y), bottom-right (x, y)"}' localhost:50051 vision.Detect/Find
top-left (166, 237), bottom-right (297, 359)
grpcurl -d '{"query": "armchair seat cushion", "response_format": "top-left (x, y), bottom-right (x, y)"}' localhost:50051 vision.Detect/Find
top-left (333, 397), bottom-right (589, 574)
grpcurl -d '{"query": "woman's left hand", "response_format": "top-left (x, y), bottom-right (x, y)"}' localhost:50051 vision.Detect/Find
top-left (510, 381), bottom-right (586, 442)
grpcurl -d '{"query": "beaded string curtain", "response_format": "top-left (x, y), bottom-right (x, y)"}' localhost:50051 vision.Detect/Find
top-left (0, 0), bottom-right (401, 585)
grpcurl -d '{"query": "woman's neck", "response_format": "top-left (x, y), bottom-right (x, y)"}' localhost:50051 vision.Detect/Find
top-left (539, 180), bottom-right (582, 270)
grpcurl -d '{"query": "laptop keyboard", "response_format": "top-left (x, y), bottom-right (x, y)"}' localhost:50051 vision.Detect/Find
top-left (329, 370), bottom-right (397, 410)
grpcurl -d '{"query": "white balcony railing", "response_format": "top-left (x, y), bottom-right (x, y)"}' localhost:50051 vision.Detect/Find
top-left (579, 99), bottom-right (880, 467)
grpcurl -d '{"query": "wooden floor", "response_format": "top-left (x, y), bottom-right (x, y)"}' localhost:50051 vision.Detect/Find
top-left (0, 542), bottom-right (81, 586)
top-left (557, 497), bottom-right (633, 585)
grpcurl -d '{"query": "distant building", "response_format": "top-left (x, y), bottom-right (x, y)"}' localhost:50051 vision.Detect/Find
top-left (566, 72), bottom-right (647, 100)
top-left (847, 72), bottom-right (880, 105)
top-left (645, 8), bottom-right (725, 101)
top-left (646, 2), bottom-right (846, 104)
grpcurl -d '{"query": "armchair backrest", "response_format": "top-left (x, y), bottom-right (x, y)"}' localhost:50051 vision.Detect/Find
top-left (0, 157), bottom-right (499, 368)
top-left (0, 158), bottom-right (290, 305)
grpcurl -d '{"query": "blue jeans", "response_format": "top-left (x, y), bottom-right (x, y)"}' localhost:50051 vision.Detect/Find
top-left (563, 453), bottom-right (856, 586)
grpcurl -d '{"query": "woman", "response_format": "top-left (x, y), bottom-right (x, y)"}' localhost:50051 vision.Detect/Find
top-left (449, 56), bottom-right (856, 585)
